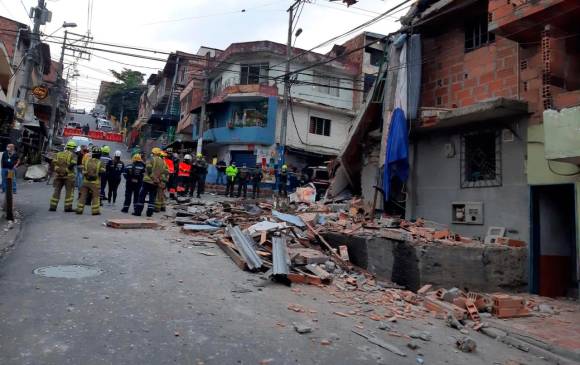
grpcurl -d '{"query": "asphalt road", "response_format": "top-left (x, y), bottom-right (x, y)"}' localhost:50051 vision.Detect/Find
top-left (0, 182), bottom-right (549, 365)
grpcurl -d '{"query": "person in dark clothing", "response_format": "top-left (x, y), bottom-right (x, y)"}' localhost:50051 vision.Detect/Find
top-left (99, 145), bottom-right (112, 203)
top-left (236, 163), bottom-right (249, 198)
top-left (1, 144), bottom-right (19, 194)
top-left (216, 159), bottom-right (227, 185)
top-left (189, 153), bottom-right (207, 198)
top-left (225, 162), bottom-right (237, 197)
top-left (251, 164), bottom-right (263, 199)
top-left (106, 150), bottom-right (125, 204)
top-left (121, 153), bottom-right (146, 213)
top-left (278, 164), bottom-right (288, 197)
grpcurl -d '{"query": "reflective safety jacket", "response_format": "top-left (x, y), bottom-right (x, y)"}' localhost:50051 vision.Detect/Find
top-left (178, 162), bottom-right (191, 177)
top-left (82, 158), bottom-right (105, 185)
top-left (53, 150), bottom-right (76, 178)
top-left (144, 155), bottom-right (168, 185)
top-left (225, 165), bottom-right (238, 182)
top-left (164, 158), bottom-right (175, 174)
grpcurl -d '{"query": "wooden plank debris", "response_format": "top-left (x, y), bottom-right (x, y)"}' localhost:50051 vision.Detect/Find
top-left (216, 238), bottom-right (246, 270)
top-left (106, 219), bottom-right (159, 229)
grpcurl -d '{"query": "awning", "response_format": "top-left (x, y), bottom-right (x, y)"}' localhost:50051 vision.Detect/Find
top-left (415, 97), bottom-right (529, 133)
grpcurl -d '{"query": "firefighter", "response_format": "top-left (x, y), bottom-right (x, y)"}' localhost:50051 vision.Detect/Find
top-left (225, 161), bottom-right (238, 197)
top-left (162, 150), bottom-right (176, 200)
top-left (155, 151), bottom-right (170, 212)
top-left (278, 164), bottom-right (289, 197)
top-left (106, 150), bottom-right (125, 204)
top-left (177, 154), bottom-right (192, 195)
top-left (134, 147), bottom-right (166, 217)
top-left (190, 153), bottom-right (207, 198)
top-left (168, 153), bottom-right (179, 199)
top-left (99, 145), bottom-right (112, 203)
top-left (49, 140), bottom-right (77, 212)
top-left (237, 163), bottom-right (249, 198)
top-left (77, 146), bottom-right (106, 215)
top-left (121, 153), bottom-right (146, 213)
top-left (251, 164), bottom-right (263, 199)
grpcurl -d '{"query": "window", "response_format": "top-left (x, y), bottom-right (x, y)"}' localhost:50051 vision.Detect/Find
top-left (309, 117), bottom-right (331, 136)
top-left (240, 63), bottom-right (269, 85)
top-left (211, 77), bottom-right (222, 97)
top-left (368, 49), bottom-right (384, 67)
top-left (460, 130), bottom-right (502, 188)
top-left (464, 15), bottom-right (495, 52)
top-left (313, 72), bottom-right (339, 97)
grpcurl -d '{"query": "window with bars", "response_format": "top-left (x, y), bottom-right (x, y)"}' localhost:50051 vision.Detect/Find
top-left (240, 63), bottom-right (269, 85)
top-left (460, 130), bottom-right (502, 188)
top-left (464, 15), bottom-right (495, 52)
top-left (313, 72), bottom-right (340, 97)
top-left (309, 116), bottom-right (331, 136)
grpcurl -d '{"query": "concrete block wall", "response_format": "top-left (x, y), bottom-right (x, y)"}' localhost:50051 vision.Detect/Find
top-left (421, 31), bottom-right (519, 109)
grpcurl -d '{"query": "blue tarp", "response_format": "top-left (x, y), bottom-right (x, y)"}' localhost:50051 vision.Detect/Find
top-left (383, 108), bottom-right (409, 201)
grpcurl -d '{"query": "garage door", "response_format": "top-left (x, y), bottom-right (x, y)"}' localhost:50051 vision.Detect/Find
top-left (230, 151), bottom-right (256, 167)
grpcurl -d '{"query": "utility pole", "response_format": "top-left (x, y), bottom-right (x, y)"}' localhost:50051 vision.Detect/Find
top-left (197, 53), bottom-right (210, 156)
top-left (20, 0), bottom-right (49, 121)
top-left (280, 0), bottom-right (302, 166)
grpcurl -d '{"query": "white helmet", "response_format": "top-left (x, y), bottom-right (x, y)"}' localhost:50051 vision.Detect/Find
top-left (114, 150), bottom-right (122, 157)
top-left (184, 154), bottom-right (192, 160)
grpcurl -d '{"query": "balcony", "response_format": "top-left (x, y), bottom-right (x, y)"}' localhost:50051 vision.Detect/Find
top-left (208, 84), bottom-right (278, 105)
top-left (203, 96), bottom-right (277, 145)
top-left (488, 0), bottom-right (580, 42)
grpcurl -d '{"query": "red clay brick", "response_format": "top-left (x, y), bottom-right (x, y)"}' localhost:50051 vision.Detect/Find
top-left (497, 68), bottom-right (515, 78)
top-left (479, 72), bottom-right (495, 85)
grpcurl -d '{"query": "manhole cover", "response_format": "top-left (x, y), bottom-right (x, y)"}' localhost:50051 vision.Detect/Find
top-left (33, 265), bottom-right (103, 279)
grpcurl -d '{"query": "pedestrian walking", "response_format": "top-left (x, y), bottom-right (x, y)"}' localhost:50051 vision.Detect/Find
top-left (190, 153), bottom-right (207, 198)
top-left (278, 164), bottom-right (289, 197)
top-left (121, 153), bottom-right (145, 213)
top-left (225, 161), bottom-right (238, 197)
top-left (99, 145), bottom-right (112, 203)
top-left (177, 154), bottom-right (192, 195)
top-left (1, 144), bottom-right (19, 194)
top-left (76, 146), bottom-right (105, 215)
top-left (216, 159), bottom-right (227, 185)
top-left (49, 140), bottom-right (77, 212)
top-left (106, 150), bottom-right (125, 204)
top-left (251, 164), bottom-right (263, 199)
top-left (237, 163), bottom-right (249, 198)
top-left (133, 147), bottom-right (166, 217)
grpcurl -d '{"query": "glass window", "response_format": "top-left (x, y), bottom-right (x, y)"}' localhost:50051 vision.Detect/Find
top-left (309, 116), bottom-right (331, 137)
top-left (313, 72), bottom-right (339, 97)
top-left (240, 63), bottom-right (269, 85)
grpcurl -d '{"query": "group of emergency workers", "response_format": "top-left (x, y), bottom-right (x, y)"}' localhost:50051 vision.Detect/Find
top-left (50, 141), bottom-right (298, 216)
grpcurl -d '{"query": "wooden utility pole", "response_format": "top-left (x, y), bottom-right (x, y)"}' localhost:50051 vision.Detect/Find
top-left (4, 170), bottom-right (14, 221)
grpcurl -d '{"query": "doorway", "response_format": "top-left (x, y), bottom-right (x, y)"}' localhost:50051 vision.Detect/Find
top-left (530, 184), bottom-right (578, 297)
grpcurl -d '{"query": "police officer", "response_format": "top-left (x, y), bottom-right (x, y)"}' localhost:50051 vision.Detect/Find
top-left (99, 145), bottom-right (112, 203)
top-left (278, 164), bottom-right (289, 197)
top-left (191, 153), bottom-right (207, 198)
top-left (134, 147), bottom-right (166, 217)
top-left (49, 140), bottom-right (77, 212)
top-left (77, 146), bottom-right (106, 215)
top-left (225, 161), bottom-right (238, 197)
top-left (121, 153), bottom-right (145, 213)
top-left (251, 164), bottom-right (263, 199)
top-left (237, 163), bottom-right (249, 198)
top-left (106, 150), bottom-right (125, 205)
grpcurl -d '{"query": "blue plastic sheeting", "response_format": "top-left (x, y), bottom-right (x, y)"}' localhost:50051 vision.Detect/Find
top-left (383, 108), bottom-right (409, 201)
top-left (407, 34), bottom-right (422, 120)
top-left (272, 210), bottom-right (305, 228)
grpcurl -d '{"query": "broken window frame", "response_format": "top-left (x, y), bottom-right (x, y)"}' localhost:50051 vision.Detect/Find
top-left (240, 63), bottom-right (269, 85)
top-left (309, 116), bottom-right (331, 137)
top-left (460, 129), bottom-right (502, 188)
top-left (464, 15), bottom-right (495, 52)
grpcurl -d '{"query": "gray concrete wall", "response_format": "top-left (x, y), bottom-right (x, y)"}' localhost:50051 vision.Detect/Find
top-left (324, 233), bottom-right (528, 292)
top-left (408, 121), bottom-right (529, 242)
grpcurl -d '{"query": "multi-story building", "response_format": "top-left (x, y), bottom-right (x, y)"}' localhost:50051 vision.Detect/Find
top-left (185, 40), bottom-right (358, 170)
top-left (334, 0), bottom-right (580, 298)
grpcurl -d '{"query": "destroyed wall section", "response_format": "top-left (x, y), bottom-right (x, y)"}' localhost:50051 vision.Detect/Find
top-left (324, 233), bottom-right (528, 292)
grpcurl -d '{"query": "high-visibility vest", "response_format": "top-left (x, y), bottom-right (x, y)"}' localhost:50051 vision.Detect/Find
top-left (178, 162), bottom-right (191, 177)
top-left (164, 158), bottom-right (175, 174)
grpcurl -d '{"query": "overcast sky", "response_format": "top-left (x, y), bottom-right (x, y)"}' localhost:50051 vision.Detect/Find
top-left (2, 0), bottom-right (407, 109)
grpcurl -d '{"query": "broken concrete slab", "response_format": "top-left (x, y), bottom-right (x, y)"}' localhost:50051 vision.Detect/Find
top-left (106, 219), bottom-right (159, 229)
top-left (293, 322), bottom-right (313, 334)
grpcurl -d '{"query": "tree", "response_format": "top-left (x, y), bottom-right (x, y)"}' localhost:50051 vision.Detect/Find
top-left (103, 68), bottom-right (145, 130)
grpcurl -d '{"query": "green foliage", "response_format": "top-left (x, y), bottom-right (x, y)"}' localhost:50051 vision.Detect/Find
top-left (102, 68), bottom-right (145, 128)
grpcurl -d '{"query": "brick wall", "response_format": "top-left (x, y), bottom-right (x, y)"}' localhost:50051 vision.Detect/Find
top-left (0, 16), bottom-right (22, 59)
top-left (421, 27), bottom-right (519, 110)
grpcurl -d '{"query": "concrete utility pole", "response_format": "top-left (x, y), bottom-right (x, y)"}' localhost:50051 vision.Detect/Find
top-left (48, 28), bottom-right (72, 149)
top-left (197, 53), bottom-right (210, 156)
top-left (21, 0), bottom-right (48, 119)
top-left (280, 0), bottom-right (302, 166)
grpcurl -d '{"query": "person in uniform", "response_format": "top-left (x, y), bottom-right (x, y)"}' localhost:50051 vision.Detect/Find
top-left (278, 164), bottom-right (289, 197)
top-left (134, 147), bottom-right (166, 217)
top-left (190, 153), bottom-right (207, 198)
top-left (155, 151), bottom-right (171, 212)
top-left (177, 154), bottom-right (192, 196)
top-left (251, 164), bottom-right (263, 199)
top-left (99, 145), bottom-right (112, 204)
top-left (49, 140), bottom-right (77, 212)
top-left (225, 162), bottom-right (238, 197)
top-left (121, 153), bottom-right (145, 213)
top-left (76, 146), bottom-right (106, 215)
top-left (106, 150), bottom-right (125, 205)
top-left (236, 163), bottom-right (249, 198)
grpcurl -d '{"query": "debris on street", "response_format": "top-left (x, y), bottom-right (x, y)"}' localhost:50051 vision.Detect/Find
top-left (106, 218), bottom-right (159, 229)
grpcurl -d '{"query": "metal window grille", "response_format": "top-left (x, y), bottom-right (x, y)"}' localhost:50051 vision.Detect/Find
top-left (464, 16), bottom-right (495, 52)
top-left (460, 129), bottom-right (502, 188)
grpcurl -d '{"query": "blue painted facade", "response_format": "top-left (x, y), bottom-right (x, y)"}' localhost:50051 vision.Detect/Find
top-left (202, 96), bottom-right (277, 145)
